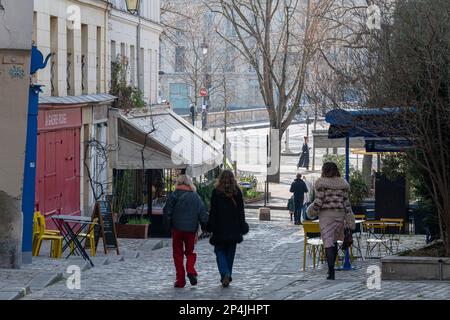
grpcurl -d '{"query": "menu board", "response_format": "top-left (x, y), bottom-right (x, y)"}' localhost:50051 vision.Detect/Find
top-left (92, 201), bottom-right (120, 255)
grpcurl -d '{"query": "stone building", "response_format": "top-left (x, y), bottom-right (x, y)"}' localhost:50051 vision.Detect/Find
top-left (31, 0), bottom-right (162, 219)
top-left (159, 0), bottom-right (265, 115)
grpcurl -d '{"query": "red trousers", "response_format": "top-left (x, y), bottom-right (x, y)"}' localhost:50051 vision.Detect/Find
top-left (172, 229), bottom-right (198, 285)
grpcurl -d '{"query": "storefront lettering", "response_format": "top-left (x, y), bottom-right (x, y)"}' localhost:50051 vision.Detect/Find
top-left (45, 113), bottom-right (68, 127)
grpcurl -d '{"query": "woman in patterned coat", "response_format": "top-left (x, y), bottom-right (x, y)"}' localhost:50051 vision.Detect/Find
top-left (307, 162), bottom-right (356, 280)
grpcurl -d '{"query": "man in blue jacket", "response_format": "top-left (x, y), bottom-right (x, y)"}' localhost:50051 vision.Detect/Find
top-left (290, 174), bottom-right (309, 225)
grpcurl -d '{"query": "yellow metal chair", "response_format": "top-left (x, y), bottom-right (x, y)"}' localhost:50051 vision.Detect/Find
top-left (380, 218), bottom-right (404, 252)
top-left (32, 211), bottom-right (61, 255)
top-left (32, 215), bottom-right (63, 258)
top-left (69, 218), bottom-right (98, 257)
top-left (302, 222), bottom-right (324, 271)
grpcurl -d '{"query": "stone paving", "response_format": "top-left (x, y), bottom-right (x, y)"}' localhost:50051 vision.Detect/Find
top-left (0, 209), bottom-right (444, 300)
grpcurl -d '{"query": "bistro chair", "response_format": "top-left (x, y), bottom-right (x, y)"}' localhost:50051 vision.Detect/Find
top-left (32, 211), bottom-right (61, 255)
top-left (380, 218), bottom-right (404, 253)
top-left (32, 215), bottom-right (63, 258)
top-left (363, 221), bottom-right (391, 258)
top-left (69, 218), bottom-right (98, 257)
top-left (352, 215), bottom-right (366, 259)
top-left (302, 222), bottom-right (325, 271)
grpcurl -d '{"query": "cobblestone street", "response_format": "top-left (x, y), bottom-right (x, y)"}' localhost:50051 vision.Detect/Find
top-left (0, 210), bottom-right (445, 300)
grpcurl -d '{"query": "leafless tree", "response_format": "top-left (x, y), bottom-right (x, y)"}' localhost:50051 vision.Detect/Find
top-left (312, 0), bottom-right (450, 255)
top-left (161, 0), bottom-right (233, 111)
top-left (206, 0), bottom-right (340, 182)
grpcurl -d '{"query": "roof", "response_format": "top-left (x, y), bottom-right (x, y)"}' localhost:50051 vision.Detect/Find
top-left (112, 107), bottom-right (223, 176)
top-left (325, 108), bottom-right (413, 152)
top-left (39, 94), bottom-right (116, 105)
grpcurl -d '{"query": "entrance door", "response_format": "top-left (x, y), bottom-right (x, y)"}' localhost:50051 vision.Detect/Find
top-left (36, 128), bottom-right (80, 229)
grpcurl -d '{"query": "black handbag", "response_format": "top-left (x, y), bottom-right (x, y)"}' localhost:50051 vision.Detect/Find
top-left (342, 228), bottom-right (353, 251)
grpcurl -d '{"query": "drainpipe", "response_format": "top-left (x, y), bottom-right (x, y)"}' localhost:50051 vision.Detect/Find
top-left (21, 46), bottom-right (50, 264)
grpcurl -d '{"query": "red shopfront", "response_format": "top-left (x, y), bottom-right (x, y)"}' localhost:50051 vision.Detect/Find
top-left (36, 105), bottom-right (82, 229)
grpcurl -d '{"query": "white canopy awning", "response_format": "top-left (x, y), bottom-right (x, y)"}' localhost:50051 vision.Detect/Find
top-left (109, 107), bottom-right (223, 177)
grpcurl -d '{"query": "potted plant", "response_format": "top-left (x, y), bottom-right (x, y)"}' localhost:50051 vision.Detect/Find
top-left (115, 216), bottom-right (150, 239)
top-left (349, 170), bottom-right (370, 215)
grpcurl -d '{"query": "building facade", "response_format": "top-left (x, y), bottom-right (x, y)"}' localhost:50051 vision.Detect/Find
top-left (109, 0), bottom-right (162, 106)
top-left (32, 0), bottom-right (162, 220)
top-left (159, 0), bottom-right (265, 115)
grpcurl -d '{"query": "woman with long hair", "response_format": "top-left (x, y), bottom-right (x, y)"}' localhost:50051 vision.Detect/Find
top-left (307, 162), bottom-right (356, 280)
top-left (163, 174), bottom-right (208, 288)
top-left (207, 170), bottom-right (249, 287)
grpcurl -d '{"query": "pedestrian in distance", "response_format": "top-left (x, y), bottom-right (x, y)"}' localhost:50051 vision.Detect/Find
top-left (163, 175), bottom-right (209, 288)
top-left (297, 136), bottom-right (310, 170)
top-left (287, 196), bottom-right (295, 222)
top-left (189, 103), bottom-right (196, 126)
top-left (307, 162), bottom-right (356, 280)
top-left (290, 173), bottom-right (308, 225)
top-left (207, 170), bottom-right (249, 287)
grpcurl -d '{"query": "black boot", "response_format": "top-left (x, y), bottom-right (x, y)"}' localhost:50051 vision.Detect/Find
top-left (326, 247), bottom-right (336, 280)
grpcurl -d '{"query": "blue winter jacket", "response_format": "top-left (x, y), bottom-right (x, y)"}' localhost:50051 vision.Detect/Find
top-left (163, 189), bottom-right (209, 233)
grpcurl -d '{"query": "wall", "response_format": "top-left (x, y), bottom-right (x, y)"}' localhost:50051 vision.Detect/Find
top-left (33, 0), bottom-right (109, 96)
top-left (109, 7), bottom-right (162, 105)
top-left (0, 0), bottom-right (34, 268)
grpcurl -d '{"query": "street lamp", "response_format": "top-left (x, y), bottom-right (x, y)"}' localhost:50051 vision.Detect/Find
top-left (125, 0), bottom-right (140, 14)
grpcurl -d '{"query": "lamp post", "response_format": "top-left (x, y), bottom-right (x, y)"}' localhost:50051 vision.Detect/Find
top-left (125, 0), bottom-right (142, 93)
top-left (200, 40), bottom-right (208, 108)
top-left (200, 40), bottom-right (208, 130)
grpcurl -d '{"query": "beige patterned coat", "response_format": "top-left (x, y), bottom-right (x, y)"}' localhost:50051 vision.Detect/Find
top-left (307, 177), bottom-right (356, 248)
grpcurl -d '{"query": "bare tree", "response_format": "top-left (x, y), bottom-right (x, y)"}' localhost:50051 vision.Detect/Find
top-left (206, 0), bottom-right (338, 182)
top-left (313, 0), bottom-right (450, 255)
top-left (161, 0), bottom-right (230, 111)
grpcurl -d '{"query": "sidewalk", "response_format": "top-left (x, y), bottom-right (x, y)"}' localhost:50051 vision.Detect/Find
top-left (0, 238), bottom-right (169, 300)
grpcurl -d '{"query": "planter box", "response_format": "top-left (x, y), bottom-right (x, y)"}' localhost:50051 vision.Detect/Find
top-left (115, 223), bottom-right (149, 239)
top-left (244, 195), bottom-right (265, 204)
top-left (381, 256), bottom-right (450, 281)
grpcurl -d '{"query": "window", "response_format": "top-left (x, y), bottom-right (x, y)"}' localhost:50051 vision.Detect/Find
top-left (97, 27), bottom-right (102, 93)
top-left (224, 46), bottom-right (235, 72)
top-left (50, 16), bottom-right (58, 96)
top-left (81, 24), bottom-right (88, 94)
top-left (169, 83), bottom-right (190, 111)
top-left (130, 45), bottom-right (136, 86)
top-left (175, 46), bottom-right (185, 72)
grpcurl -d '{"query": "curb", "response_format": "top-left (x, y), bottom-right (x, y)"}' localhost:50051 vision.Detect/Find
top-left (27, 272), bottom-right (63, 292)
top-left (0, 286), bottom-right (30, 300)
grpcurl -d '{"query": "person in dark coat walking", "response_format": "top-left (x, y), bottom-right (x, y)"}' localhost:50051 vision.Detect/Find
top-left (163, 175), bottom-right (209, 288)
top-left (290, 173), bottom-right (309, 225)
top-left (297, 136), bottom-right (310, 169)
top-left (189, 103), bottom-right (196, 126)
top-left (207, 170), bottom-right (249, 287)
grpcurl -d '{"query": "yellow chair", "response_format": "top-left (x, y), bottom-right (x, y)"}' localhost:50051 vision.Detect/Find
top-left (32, 215), bottom-right (63, 258)
top-left (302, 222), bottom-right (324, 271)
top-left (69, 218), bottom-right (98, 257)
top-left (32, 211), bottom-right (61, 255)
top-left (380, 218), bottom-right (404, 252)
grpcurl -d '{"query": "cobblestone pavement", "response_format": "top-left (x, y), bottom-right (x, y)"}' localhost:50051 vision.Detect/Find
top-left (9, 209), bottom-right (448, 300)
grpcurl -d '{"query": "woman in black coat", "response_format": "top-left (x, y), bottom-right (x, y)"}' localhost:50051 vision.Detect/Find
top-left (207, 170), bottom-right (249, 287)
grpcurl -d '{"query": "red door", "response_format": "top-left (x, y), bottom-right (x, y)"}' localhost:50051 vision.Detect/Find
top-left (36, 128), bottom-right (80, 229)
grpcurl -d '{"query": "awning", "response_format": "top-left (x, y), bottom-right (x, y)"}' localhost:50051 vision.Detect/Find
top-left (39, 93), bottom-right (116, 105)
top-left (325, 108), bottom-right (413, 152)
top-left (109, 107), bottom-right (223, 177)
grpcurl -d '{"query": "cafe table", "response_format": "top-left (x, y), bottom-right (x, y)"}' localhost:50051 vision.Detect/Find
top-left (52, 215), bottom-right (97, 267)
